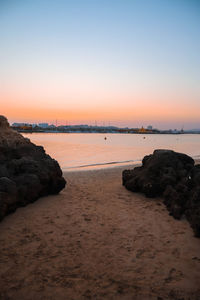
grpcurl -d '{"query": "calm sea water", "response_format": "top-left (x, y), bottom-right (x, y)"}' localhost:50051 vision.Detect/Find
top-left (23, 133), bottom-right (200, 171)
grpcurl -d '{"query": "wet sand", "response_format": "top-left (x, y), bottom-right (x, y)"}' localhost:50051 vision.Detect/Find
top-left (0, 165), bottom-right (200, 299)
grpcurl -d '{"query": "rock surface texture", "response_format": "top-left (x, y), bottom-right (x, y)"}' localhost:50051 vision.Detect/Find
top-left (122, 149), bottom-right (200, 237)
top-left (0, 116), bottom-right (66, 220)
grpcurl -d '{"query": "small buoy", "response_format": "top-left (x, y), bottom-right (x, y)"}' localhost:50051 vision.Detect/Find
top-left (104, 137), bottom-right (107, 140)
top-left (143, 136), bottom-right (146, 139)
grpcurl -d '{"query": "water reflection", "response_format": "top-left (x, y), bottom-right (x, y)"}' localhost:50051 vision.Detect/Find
top-left (23, 133), bottom-right (200, 170)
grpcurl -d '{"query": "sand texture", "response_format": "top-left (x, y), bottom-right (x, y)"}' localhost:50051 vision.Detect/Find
top-left (0, 166), bottom-right (200, 300)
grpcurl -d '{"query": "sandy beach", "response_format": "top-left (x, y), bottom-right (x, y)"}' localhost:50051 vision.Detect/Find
top-left (0, 165), bottom-right (200, 300)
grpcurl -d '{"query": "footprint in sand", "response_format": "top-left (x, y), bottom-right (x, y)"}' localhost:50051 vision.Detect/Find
top-left (165, 268), bottom-right (183, 283)
top-left (136, 248), bottom-right (145, 258)
top-left (171, 248), bottom-right (180, 258)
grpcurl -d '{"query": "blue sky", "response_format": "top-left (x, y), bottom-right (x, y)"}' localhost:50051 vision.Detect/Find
top-left (0, 0), bottom-right (200, 129)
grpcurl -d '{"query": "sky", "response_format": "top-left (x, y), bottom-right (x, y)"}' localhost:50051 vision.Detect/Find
top-left (0, 0), bottom-right (200, 129)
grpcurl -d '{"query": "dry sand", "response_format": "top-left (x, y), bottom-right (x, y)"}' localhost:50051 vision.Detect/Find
top-left (0, 165), bottom-right (200, 300)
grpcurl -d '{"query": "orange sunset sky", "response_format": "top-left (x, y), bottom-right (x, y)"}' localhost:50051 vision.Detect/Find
top-left (1, 0), bottom-right (200, 129)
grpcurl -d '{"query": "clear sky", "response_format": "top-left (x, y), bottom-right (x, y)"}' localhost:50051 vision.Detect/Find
top-left (0, 0), bottom-right (199, 129)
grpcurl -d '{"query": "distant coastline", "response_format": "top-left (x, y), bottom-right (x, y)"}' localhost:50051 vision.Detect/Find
top-left (11, 124), bottom-right (200, 134)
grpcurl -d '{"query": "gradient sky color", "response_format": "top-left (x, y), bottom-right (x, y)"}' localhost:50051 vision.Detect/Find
top-left (0, 0), bottom-right (200, 129)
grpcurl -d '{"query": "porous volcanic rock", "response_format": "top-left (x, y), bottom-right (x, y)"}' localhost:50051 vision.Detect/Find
top-left (0, 116), bottom-right (66, 220)
top-left (122, 150), bottom-right (200, 237)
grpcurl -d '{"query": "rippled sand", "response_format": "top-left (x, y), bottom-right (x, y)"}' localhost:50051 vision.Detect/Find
top-left (0, 165), bottom-right (200, 299)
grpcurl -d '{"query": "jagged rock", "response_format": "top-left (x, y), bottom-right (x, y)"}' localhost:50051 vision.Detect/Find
top-left (0, 116), bottom-right (66, 220)
top-left (122, 150), bottom-right (200, 237)
top-left (0, 115), bottom-right (10, 130)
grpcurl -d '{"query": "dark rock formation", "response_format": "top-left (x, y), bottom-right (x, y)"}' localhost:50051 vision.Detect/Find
top-left (0, 116), bottom-right (66, 220)
top-left (122, 150), bottom-right (200, 237)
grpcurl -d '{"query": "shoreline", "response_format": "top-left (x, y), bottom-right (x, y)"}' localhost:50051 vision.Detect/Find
top-left (20, 130), bottom-right (200, 134)
top-left (0, 165), bottom-right (200, 299)
top-left (63, 161), bottom-right (141, 172)
top-left (63, 157), bottom-right (200, 172)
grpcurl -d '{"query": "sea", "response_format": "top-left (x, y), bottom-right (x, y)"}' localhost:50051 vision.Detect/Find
top-left (23, 133), bottom-right (200, 171)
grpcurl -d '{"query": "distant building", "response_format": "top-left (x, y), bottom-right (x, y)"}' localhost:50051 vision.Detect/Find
top-left (147, 125), bottom-right (153, 130)
top-left (38, 123), bottom-right (49, 128)
top-left (12, 123), bottom-right (32, 131)
top-left (12, 123), bottom-right (27, 127)
top-left (139, 126), bottom-right (146, 133)
top-left (48, 124), bottom-right (56, 129)
top-left (12, 123), bottom-right (32, 127)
